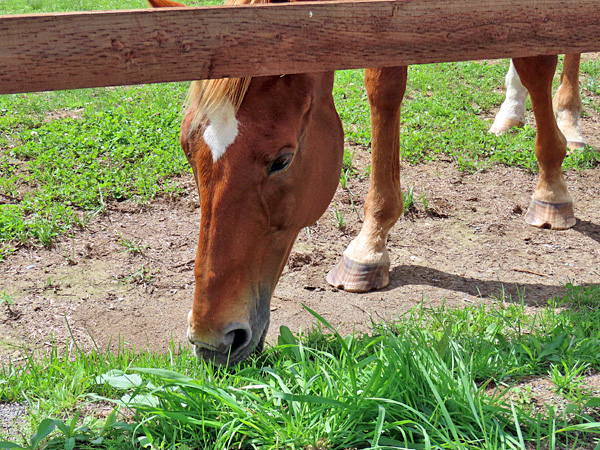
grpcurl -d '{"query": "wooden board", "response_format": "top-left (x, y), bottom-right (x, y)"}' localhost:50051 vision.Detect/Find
top-left (1, 0), bottom-right (600, 94)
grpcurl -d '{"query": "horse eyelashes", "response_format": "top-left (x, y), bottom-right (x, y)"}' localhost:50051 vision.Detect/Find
top-left (267, 154), bottom-right (294, 176)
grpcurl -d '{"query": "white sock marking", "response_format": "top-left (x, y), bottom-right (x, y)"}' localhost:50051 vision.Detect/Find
top-left (496, 61), bottom-right (528, 124)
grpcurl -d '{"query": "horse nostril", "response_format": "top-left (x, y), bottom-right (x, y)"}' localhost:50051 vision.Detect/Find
top-left (223, 323), bottom-right (252, 355)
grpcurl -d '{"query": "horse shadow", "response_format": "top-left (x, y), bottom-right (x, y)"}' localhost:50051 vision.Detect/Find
top-left (573, 219), bottom-right (600, 245)
top-left (386, 217), bottom-right (600, 306)
top-left (388, 264), bottom-right (599, 308)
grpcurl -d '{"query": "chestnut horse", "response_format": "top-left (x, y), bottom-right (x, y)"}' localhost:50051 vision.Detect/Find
top-left (490, 54), bottom-right (586, 149)
top-left (151, 0), bottom-right (578, 365)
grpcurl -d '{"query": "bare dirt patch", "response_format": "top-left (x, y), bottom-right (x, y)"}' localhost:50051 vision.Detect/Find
top-left (1, 157), bottom-right (599, 363)
top-left (43, 108), bottom-right (84, 123)
top-left (0, 402), bottom-right (27, 439)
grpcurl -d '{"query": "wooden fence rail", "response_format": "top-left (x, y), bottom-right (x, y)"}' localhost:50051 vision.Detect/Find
top-left (1, 0), bottom-right (599, 94)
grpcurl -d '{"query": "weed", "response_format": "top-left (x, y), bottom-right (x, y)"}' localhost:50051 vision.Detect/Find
top-left (0, 0), bottom-right (148, 13)
top-left (419, 189), bottom-right (429, 211)
top-left (2, 44), bottom-right (599, 248)
top-left (116, 265), bottom-right (154, 285)
top-left (0, 246), bottom-right (14, 262)
top-left (0, 291), bottom-right (18, 319)
top-left (1, 291), bottom-right (13, 307)
top-left (402, 185), bottom-right (415, 213)
top-left (115, 233), bottom-right (147, 255)
top-left (342, 147), bottom-right (355, 172)
top-left (0, 82), bottom-right (188, 248)
top-left (585, 76), bottom-right (600, 95)
top-left (15, 411), bottom-right (126, 450)
top-left (331, 202), bottom-right (346, 230)
top-left (566, 146), bottom-right (600, 169)
top-left (339, 168), bottom-right (351, 190)
top-left (549, 361), bottom-right (590, 397)
top-left (510, 386), bottom-right (534, 408)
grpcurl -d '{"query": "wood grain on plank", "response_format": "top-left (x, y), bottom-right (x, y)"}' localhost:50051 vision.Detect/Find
top-left (1, 0), bottom-right (599, 94)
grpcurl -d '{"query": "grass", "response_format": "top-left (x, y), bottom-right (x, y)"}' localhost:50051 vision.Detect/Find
top-left (0, 0), bottom-right (147, 13)
top-left (116, 233), bottom-right (147, 255)
top-left (402, 185), bottom-right (415, 214)
top-left (331, 202), bottom-right (346, 230)
top-left (1, 287), bottom-right (599, 449)
top-left (1, 34), bottom-right (599, 254)
top-left (0, 83), bottom-right (189, 253)
top-left (339, 148), bottom-right (356, 190)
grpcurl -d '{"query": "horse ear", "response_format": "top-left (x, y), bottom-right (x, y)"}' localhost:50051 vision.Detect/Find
top-left (148, 0), bottom-right (186, 7)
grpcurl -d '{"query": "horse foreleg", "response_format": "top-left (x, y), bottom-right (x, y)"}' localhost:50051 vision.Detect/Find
top-left (490, 60), bottom-right (528, 135)
top-left (327, 66), bottom-right (407, 292)
top-left (554, 54), bottom-right (585, 149)
top-left (513, 55), bottom-right (576, 230)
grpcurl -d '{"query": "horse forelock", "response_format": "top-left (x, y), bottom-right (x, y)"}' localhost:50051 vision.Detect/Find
top-left (185, 0), bottom-right (271, 142)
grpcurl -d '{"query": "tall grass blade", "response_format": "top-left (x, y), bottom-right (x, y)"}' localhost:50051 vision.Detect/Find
top-left (372, 404), bottom-right (386, 447)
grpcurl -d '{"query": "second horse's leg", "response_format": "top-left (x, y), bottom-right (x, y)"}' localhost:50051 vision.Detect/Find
top-left (513, 55), bottom-right (576, 229)
top-left (327, 66), bottom-right (407, 292)
top-left (554, 53), bottom-right (586, 149)
top-left (490, 60), bottom-right (528, 135)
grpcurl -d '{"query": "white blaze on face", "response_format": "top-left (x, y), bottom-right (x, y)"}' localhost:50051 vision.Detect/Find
top-left (203, 101), bottom-right (239, 162)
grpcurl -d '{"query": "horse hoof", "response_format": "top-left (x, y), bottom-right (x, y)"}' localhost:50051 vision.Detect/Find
top-left (326, 255), bottom-right (389, 292)
top-left (489, 118), bottom-right (525, 136)
top-left (567, 139), bottom-right (586, 150)
top-left (525, 199), bottom-right (576, 230)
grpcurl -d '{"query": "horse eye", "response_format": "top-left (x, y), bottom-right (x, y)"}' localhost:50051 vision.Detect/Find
top-left (267, 154), bottom-right (294, 176)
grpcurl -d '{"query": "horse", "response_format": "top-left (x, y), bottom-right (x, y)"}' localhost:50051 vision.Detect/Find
top-left (490, 54), bottom-right (586, 149)
top-left (150, 0), bottom-right (578, 365)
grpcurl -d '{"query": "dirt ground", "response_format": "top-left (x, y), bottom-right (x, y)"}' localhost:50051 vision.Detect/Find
top-left (1, 138), bottom-right (599, 363)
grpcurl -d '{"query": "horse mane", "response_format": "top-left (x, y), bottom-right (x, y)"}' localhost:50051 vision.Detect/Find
top-left (186, 0), bottom-right (270, 134)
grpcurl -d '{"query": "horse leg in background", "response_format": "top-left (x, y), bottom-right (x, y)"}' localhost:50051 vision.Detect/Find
top-left (491, 55), bottom-right (586, 150)
top-left (554, 54), bottom-right (586, 149)
top-left (489, 60), bottom-right (527, 135)
top-left (513, 55), bottom-right (576, 230)
top-left (327, 66), bottom-right (408, 292)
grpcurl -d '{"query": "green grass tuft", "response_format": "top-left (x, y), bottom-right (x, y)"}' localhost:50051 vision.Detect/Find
top-left (0, 84), bottom-right (189, 247)
top-left (2, 297), bottom-right (599, 449)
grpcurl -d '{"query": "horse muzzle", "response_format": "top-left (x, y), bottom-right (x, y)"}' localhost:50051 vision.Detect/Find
top-left (187, 310), bottom-right (269, 366)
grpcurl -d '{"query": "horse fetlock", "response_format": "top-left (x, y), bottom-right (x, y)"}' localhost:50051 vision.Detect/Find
top-left (489, 117), bottom-right (525, 136)
top-left (555, 109), bottom-right (586, 150)
top-left (533, 170), bottom-right (571, 203)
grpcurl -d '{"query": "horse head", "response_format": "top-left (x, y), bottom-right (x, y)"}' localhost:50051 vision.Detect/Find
top-left (150, 0), bottom-right (344, 365)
